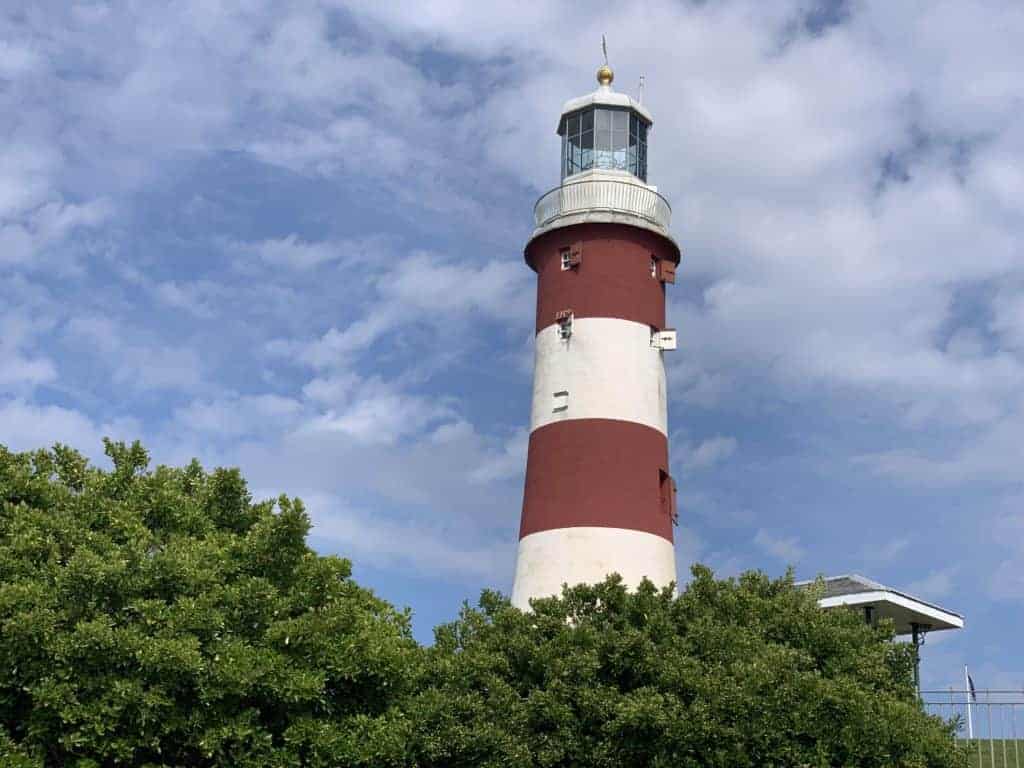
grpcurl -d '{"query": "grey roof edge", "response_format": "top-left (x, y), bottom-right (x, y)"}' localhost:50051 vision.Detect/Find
top-left (795, 573), bottom-right (965, 622)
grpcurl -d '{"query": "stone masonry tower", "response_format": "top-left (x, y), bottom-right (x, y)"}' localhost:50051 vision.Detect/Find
top-left (511, 61), bottom-right (681, 609)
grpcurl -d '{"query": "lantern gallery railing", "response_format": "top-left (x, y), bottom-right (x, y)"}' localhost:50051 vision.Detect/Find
top-left (534, 176), bottom-right (672, 232)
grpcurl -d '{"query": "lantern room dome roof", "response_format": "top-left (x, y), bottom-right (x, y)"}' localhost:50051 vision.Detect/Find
top-left (558, 82), bottom-right (653, 132)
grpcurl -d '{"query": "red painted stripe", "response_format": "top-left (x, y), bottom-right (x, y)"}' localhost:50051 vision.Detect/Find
top-left (526, 223), bottom-right (679, 334)
top-left (520, 418), bottom-right (674, 542)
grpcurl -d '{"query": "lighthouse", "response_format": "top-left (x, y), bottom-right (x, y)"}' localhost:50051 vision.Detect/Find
top-left (511, 61), bottom-right (681, 609)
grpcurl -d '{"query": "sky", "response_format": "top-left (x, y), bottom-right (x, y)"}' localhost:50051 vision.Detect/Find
top-left (1, 0), bottom-right (1023, 693)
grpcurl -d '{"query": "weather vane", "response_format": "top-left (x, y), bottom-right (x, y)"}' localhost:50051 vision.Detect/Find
top-left (597, 35), bottom-right (614, 86)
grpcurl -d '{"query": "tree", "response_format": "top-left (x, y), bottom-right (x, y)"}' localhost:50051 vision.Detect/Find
top-left (1, 440), bottom-right (966, 767)
top-left (0, 441), bottom-right (418, 767)
top-left (406, 570), bottom-right (967, 768)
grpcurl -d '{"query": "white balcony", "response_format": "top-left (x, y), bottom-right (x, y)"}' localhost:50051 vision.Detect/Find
top-left (532, 170), bottom-right (672, 239)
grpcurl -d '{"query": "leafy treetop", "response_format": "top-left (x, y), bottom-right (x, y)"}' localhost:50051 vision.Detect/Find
top-left (0, 441), bottom-right (965, 768)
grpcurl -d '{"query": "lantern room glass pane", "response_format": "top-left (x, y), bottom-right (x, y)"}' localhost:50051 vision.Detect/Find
top-left (560, 107), bottom-right (649, 182)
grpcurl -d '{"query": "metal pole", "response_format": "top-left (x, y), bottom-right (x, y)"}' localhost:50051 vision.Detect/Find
top-left (990, 701), bottom-right (996, 768)
top-left (947, 686), bottom-right (954, 738)
top-left (1005, 703), bottom-right (1010, 768)
top-left (911, 624), bottom-right (921, 695)
top-left (1012, 703), bottom-right (1019, 768)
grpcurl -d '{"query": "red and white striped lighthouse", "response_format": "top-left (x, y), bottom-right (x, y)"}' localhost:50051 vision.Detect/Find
top-left (511, 62), bottom-right (681, 609)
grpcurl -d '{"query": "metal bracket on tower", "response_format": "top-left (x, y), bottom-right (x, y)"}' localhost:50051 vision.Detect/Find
top-left (552, 390), bottom-right (569, 413)
top-left (556, 309), bottom-right (574, 339)
top-left (651, 328), bottom-right (677, 351)
top-left (561, 243), bottom-right (583, 271)
top-left (655, 259), bottom-right (676, 284)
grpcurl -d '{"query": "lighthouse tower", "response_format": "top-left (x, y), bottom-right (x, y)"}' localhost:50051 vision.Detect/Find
top-left (511, 62), bottom-right (681, 609)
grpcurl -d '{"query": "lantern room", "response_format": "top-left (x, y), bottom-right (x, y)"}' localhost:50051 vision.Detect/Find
top-left (557, 64), bottom-right (653, 182)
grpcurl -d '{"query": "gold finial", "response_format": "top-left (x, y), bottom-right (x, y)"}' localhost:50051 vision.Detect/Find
top-left (597, 34), bottom-right (613, 86)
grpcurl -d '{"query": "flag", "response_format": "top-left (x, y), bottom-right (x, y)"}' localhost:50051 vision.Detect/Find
top-left (965, 665), bottom-right (975, 739)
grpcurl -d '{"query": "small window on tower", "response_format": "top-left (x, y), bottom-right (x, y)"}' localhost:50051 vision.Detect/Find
top-left (561, 249), bottom-right (571, 271)
top-left (651, 256), bottom-right (657, 277)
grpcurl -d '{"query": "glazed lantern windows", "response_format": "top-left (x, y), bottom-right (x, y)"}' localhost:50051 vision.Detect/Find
top-left (560, 107), bottom-right (648, 182)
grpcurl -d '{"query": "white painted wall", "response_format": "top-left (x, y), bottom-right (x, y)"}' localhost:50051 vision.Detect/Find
top-left (511, 526), bottom-right (677, 610)
top-left (531, 317), bottom-right (667, 435)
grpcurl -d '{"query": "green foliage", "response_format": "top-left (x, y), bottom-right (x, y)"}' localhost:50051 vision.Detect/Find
top-left (0, 441), bottom-right (967, 767)
top-left (0, 441), bottom-right (418, 767)
top-left (407, 570), bottom-right (968, 768)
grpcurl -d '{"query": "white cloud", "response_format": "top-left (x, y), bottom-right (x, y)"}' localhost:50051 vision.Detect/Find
top-left (754, 529), bottom-right (806, 564)
top-left (302, 492), bottom-right (511, 582)
top-left (266, 248), bottom-right (532, 373)
top-left (0, 356), bottom-right (56, 391)
top-left (905, 568), bottom-right (959, 601)
top-left (153, 280), bottom-right (225, 319)
top-left (301, 373), bottom-right (361, 405)
top-left (0, 198), bottom-right (112, 266)
top-left (380, 251), bottom-right (531, 322)
top-left (0, 398), bottom-right (139, 456)
top-left (988, 559), bottom-right (1024, 602)
top-left (300, 386), bottom-right (455, 446)
top-left (680, 435), bottom-right (738, 472)
top-left (862, 536), bottom-right (911, 565)
top-left (230, 234), bottom-right (384, 271)
top-left (0, 40), bottom-right (41, 78)
top-left (284, 315), bottom-right (397, 370)
top-left (467, 427), bottom-right (528, 484)
top-left (65, 315), bottom-right (205, 393)
top-left (174, 394), bottom-right (303, 437)
top-left (0, 143), bottom-right (62, 219)
top-left (853, 407), bottom-right (1024, 488)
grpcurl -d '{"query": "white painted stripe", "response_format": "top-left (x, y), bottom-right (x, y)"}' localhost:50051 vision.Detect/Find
top-left (530, 317), bottom-right (667, 435)
top-left (511, 526), bottom-right (677, 610)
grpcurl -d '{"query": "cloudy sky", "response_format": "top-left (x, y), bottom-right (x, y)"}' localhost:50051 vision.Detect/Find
top-left (2, 0), bottom-right (1023, 691)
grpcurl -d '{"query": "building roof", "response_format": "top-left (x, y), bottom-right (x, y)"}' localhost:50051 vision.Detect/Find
top-left (795, 573), bottom-right (964, 635)
top-left (558, 84), bottom-right (653, 131)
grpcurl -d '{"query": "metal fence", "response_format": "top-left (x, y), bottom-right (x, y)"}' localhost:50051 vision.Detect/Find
top-left (923, 690), bottom-right (1024, 768)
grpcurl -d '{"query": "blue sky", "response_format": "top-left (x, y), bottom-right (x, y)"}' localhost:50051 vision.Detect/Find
top-left (2, 0), bottom-right (1023, 692)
